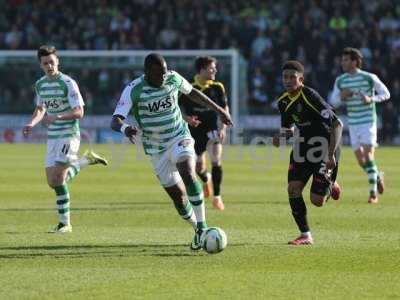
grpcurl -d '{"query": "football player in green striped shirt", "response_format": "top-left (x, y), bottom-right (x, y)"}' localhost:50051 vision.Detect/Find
top-left (330, 47), bottom-right (390, 204)
top-left (111, 53), bottom-right (233, 250)
top-left (22, 45), bottom-right (108, 233)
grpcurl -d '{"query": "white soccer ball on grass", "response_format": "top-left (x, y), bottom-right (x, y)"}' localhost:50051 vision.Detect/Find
top-left (201, 227), bottom-right (227, 254)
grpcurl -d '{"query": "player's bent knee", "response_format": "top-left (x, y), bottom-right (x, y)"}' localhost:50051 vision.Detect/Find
top-left (177, 163), bottom-right (197, 185)
top-left (211, 161), bottom-right (221, 167)
top-left (310, 194), bottom-right (326, 207)
top-left (357, 160), bottom-right (364, 168)
top-left (364, 157), bottom-right (373, 165)
top-left (287, 184), bottom-right (302, 198)
top-left (48, 178), bottom-right (64, 188)
top-left (180, 173), bottom-right (196, 185)
top-left (195, 163), bottom-right (205, 174)
top-left (176, 154), bottom-right (192, 163)
top-left (47, 180), bottom-right (55, 189)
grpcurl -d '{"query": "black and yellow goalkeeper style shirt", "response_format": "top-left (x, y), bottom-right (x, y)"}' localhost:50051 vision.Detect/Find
top-left (179, 75), bottom-right (228, 131)
top-left (277, 85), bottom-right (339, 143)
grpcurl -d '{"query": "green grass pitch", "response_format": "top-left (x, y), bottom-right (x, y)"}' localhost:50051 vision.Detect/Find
top-left (0, 144), bottom-right (399, 299)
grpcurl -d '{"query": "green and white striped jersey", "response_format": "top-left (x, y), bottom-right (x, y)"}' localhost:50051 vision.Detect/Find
top-left (113, 70), bottom-right (193, 155)
top-left (35, 72), bottom-right (84, 139)
top-left (330, 69), bottom-right (390, 126)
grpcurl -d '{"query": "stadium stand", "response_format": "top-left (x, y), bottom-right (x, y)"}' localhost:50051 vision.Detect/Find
top-left (0, 0), bottom-right (399, 140)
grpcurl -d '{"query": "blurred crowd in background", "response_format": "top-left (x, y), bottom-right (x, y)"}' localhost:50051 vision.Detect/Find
top-left (0, 0), bottom-right (399, 141)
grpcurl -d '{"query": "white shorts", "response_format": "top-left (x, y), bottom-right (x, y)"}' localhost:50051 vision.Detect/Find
top-left (348, 123), bottom-right (377, 150)
top-left (45, 136), bottom-right (80, 168)
top-left (150, 137), bottom-right (196, 187)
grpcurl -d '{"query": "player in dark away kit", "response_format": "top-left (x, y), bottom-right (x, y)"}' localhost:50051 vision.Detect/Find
top-left (273, 60), bottom-right (343, 245)
top-left (179, 56), bottom-right (229, 211)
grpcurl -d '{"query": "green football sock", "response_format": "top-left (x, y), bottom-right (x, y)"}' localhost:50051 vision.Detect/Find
top-left (66, 163), bottom-right (80, 182)
top-left (54, 184), bottom-right (70, 225)
top-left (173, 200), bottom-right (197, 229)
top-left (364, 160), bottom-right (378, 196)
top-left (186, 180), bottom-right (207, 230)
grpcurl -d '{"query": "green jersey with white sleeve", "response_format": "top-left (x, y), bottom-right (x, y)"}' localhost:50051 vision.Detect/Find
top-left (35, 72), bottom-right (84, 139)
top-left (113, 70), bottom-right (193, 155)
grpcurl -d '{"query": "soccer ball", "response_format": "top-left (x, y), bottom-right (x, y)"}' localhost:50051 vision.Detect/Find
top-left (201, 227), bottom-right (227, 254)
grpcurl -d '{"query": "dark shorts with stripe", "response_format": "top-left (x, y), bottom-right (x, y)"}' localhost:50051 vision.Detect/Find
top-left (189, 126), bottom-right (220, 156)
top-left (288, 148), bottom-right (340, 196)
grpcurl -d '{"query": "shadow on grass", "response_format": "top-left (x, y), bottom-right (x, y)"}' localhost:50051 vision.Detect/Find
top-left (0, 202), bottom-right (169, 212)
top-left (0, 243), bottom-right (246, 259)
top-left (0, 244), bottom-right (199, 259)
top-left (0, 200), bottom-right (284, 212)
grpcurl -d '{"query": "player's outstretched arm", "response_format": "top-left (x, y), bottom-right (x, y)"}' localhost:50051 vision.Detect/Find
top-left (186, 88), bottom-right (233, 126)
top-left (179, 105), bottom-right (201, 127)
top-left (22, 105), bottom-right (46, 137)
top-left (110, 115), bottom-right (139, 143)
top-left (361, 74), bottom-right (391, 104)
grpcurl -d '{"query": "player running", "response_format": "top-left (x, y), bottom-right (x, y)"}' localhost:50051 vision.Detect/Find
top-left (330, 47), bottom-right (390, 204)
top-left (22, 45), bottom-right (108, 233)
top-left (110, 53), bottom-right (233, 250)
top-left (179, 56), bottom-right (229, 211)
top-left (273, 60), bottom-right (343, 245)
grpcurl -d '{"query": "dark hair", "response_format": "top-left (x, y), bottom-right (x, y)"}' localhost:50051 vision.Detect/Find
top-left (195, 56), bottom-right (217, 72)
top-left (282, 60), bottom-right (304, 74)
top-left (144, 53), bottom-right (165, 69)
top-left (342, 47), bottom-right (363, 68)
top-left (37, 45), bottom-right (57, 61)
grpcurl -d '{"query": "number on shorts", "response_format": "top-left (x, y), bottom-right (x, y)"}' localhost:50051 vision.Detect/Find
top-left (207, 130), bottom-right (219, 140)
top-left (61, 144), bottom-right (70, 155)
top-left (318, 163), bottom-right (326, 175)
top-left (319, 163), bottom-right (332, 178)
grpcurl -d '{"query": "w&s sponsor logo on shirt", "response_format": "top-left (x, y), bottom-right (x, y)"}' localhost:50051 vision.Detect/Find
top-left (147, 97), bottom-right (172, 112)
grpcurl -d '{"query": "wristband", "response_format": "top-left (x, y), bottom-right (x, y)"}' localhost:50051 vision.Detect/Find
top-left (120, 124), bottom-right (130, 135)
